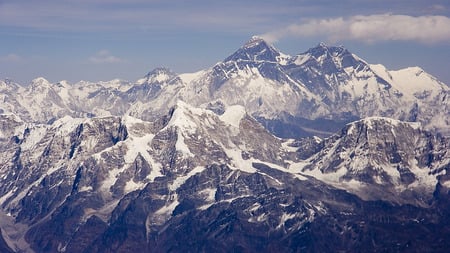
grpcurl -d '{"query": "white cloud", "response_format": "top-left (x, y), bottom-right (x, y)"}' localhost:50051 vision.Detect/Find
top-left (89, 50), bottom-right (123, 64)
top-left (261, 14), bottom-right (450, 44)
top-left (0, 53), bottom-right (23, 63)
top-left (429, 4), bottom-right (446, 12)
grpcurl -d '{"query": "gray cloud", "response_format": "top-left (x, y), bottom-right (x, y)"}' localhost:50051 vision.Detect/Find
top-left (262, 14), bottom-right (450, 44)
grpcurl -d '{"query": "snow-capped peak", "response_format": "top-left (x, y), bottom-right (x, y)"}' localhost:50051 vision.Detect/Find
top-left (307, 43), bottom-right (347, 58)
top-left (31, 77), bottom-right (51, 86)
top-left (137, 67), bottom-right (176, 85)
top-left (370, 64), bottom-right (449, 98)
top-left (164, 100), bottom-right (207, 134)
top-left (242, 35), bottom-right (267, 49)
top-left (224, 36), bottom-right (287, 63)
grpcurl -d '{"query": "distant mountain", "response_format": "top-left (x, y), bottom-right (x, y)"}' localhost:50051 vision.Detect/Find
top-left (1, 36), bottom-right (448, 137)
top-left (1, 37), bottom-right (450, 252)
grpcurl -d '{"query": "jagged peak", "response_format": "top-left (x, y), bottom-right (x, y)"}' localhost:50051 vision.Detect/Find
top-left (308, 43), bottom-right (347, 56)
top-left (293, 43), bottom-right (368, 69)
top-left (0, 78), bottom-right (20, 90)
top-left (31, 77), bottom-right (51, 86)
top-left (28, 77), bottom-right (54, 92)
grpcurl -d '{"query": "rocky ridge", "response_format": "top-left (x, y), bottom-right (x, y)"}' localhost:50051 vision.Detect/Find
top-left (0, 37), bottom-right (449, 252)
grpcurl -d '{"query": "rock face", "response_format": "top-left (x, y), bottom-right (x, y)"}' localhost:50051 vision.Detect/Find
top-left (301, 117), bottom-right (450, 205)
top-left (0, 102), bottom-right (449, 252)
top-left (0, 38), bottom-right (450, 252)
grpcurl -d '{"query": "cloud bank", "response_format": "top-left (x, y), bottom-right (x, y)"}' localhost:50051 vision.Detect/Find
top-left (262, 14), bottom-right (450, 44)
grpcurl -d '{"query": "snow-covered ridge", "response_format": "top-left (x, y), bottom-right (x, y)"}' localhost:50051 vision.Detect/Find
top-left (292, 115), bottom-right (450, 206)
top-left (1, 37), bottom-right (449, 137)
top-left (370, 64), bottom-right (447, 97)
top-left (0, 73), bottom-right (449, 252)
top-left (352, 116), bottom-right (422, 130)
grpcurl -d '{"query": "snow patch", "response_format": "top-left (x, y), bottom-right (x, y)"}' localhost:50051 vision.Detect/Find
top-left (53, 116), bottom-right (85, 136)
top-left (179, 70), bottom-right (206, 84)
top-left (175, 131), bottom-right (194, 158)
top-left (0, 190), bottom-right (14, 206)
top-left (277, 212), bottom-right (297, 228)
top-left (124, 180), bottom-right (145, 193)
top-left (169, 166), bottom-right (205, 191)
top-left (223, 147), bottom-right (257, 173)
top-left (123, 134), bottom-right (154, 164)
top-left (442, 180), bottom-right (450, 188)
top-left (19, 125), bottom-right (47, 151)
top-left (155, 194), bottom-right (179, 215)
top-left (281, 139), bottom-right (299, 152)
top-left (219, 105), bottom-right (246, 128)
top-left (79, 186), bottom-right (93, 192)
top-left (293, 54), bottom-right (311, 65)
top-left (198, 188), bottom-right (217, 202)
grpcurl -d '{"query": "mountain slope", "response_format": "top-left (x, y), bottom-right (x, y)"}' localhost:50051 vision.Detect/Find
top-left (0, 102), bottom-right (449, 252)
top-left (0, 102), bottom-right (301, 252)
top-left (297, 117), bottom-right (450, 206)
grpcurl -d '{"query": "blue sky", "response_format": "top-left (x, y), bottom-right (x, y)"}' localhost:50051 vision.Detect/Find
top-left (1, 0), bottom-right (450, 84)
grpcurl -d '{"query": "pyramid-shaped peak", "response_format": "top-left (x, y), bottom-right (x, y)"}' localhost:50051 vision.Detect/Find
top-left (30, 77), bottom-right (52, 87)
top-left (143, 67), bottom-right (177, 83)
top-left (146, 67), bottom-right (175, 76)
top-left (31, 77), bottom-right (50, 84)
top-left (224, 36), bottom-right (285, 63)
top-left (242, 35), bottom-right (270, 49)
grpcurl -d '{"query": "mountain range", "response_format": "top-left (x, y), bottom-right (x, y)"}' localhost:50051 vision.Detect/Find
top-left (0, 37), bottom-right (449, 252)
top-left (1, 36), bottom-right (449, 137)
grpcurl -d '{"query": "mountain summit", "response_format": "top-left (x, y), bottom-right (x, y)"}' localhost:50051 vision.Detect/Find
top-left (224, 36), bottom-right (288, 63)
top-left (137, 67), bottom-right (177, 85)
